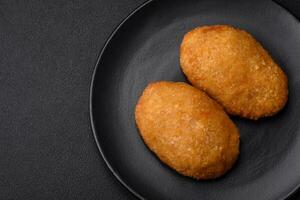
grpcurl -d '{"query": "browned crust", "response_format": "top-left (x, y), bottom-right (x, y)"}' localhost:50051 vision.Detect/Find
top-left (180, 25), bottom-right (288, 120)
top-left (135, 81), bottom-right (239, 179)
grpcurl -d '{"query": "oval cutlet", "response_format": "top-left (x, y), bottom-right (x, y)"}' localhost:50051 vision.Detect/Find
top-left (180, 25), bottom-right (288, 120)
top-left (135, 81), bottom-right (240, 179)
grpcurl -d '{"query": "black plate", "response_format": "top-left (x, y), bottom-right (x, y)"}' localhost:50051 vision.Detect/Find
top-left (90, 0), bottom-right (300, 199)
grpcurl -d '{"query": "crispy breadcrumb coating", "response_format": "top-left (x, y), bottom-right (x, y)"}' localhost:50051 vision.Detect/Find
top-left (180, 25), bottom-right (288, 119)
top-left (135, 81), bottom-right (239, 179)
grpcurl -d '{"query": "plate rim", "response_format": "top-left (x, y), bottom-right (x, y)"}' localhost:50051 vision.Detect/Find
top-left (89, 0), bottom-right (300, 199)
top-left (90, 0), bottom-right (154, 199)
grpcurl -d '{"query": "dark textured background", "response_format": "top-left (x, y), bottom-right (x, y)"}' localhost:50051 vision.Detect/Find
top-left (0, 0), bottom-right (299, 199)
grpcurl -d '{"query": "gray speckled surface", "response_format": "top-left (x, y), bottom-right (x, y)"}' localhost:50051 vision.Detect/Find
top-left (0, 0), bottom-right (143, 199)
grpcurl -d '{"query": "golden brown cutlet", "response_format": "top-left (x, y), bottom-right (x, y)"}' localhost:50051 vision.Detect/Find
top-left (135, 81), bottom-right (239, 179)
top-left (180, 25), bottom-right (288, 120)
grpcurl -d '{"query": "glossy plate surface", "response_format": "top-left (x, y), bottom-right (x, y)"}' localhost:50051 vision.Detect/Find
top-left (90, 0), bottom-right (300, 199)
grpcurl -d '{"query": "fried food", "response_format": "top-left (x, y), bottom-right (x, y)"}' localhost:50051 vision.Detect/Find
top-left (135, 81), bottom-right (239, 179)
top-left (180, 25), bottom-right (288, 119)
